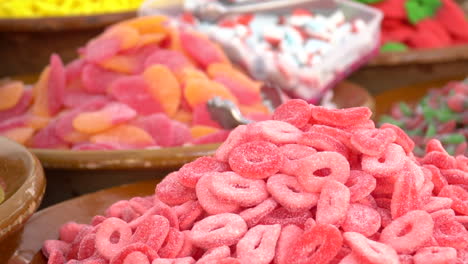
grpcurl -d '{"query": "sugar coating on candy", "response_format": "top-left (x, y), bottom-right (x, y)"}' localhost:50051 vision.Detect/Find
top-left (236, 224), bottom-right (281, 264)
top-left (296, 151), bottom-right (350, 193)
top-left (316, 180), bottom-right (351, 226)
top-left (40, 98), bottom-right (467, 264)
top-left (214, 125), bottom-right (248, 162)
top-left (286, 224), bottom-right (343, 264)
top-left (278, 144), bottom-right (317, 175)
top-left (96, 217), bottom-right (132, 260)
top-left (413, 247), bottom-right (457, 264)
top-left (189, 213), bottom-right (247, 249)
top-left (311, 106), bottom-right (372, 128)
top-left (178, 156), bottom-right (229, 188)
top-left (345, 170), bottom-right (377, 203)
top-left (272, 99), bottom-right (312, 128)
top-left (267, 173), bottom-right (318, 212)
top-left (350, 128), bottom-right (397, 156)
top-left (195, 173), bottom-right (240, 215)
top-left (239, 198), bottom-right (278, 228)
top-left (341, 203), bottom-right (381, 237)
top-left (156, 172), bottom-right (197, 206)
top-left (228, 140), bottom-right (283, 179)
top-left (343, 232), bottom-right (399, 264)
top-left (380, 210), bottom-right (434, 254)
top-left (210, 171), bottom-right (268, 207)
top-left (247, 120), bottom-right (302, 145)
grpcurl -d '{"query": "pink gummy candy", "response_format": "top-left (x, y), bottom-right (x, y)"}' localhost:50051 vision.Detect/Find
top-left (178, 156), bottom-right (228, 188)
top-left (190, 213), bottom-right (247, 249)
top-left (267, 173), bottom-right (318, 212)
top-left (95, 217), bottom-right (133, 260)
top-left (236, 224), bottom-right (281, 264)
top-left (272, 99), bottom-right (312, 128)
top-left (316, 180), bottom-right (351, 226)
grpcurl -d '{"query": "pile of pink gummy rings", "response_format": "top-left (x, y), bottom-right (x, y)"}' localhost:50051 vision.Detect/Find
top-left (43, 99), bottom-right (468, 264)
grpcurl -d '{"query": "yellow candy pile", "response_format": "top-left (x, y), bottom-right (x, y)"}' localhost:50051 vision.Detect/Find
top-left (0, 0), bottom-right (143, 18)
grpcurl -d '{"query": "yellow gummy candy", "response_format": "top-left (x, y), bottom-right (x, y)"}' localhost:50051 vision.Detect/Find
top-left (0, 0), bottom-right (144, 18)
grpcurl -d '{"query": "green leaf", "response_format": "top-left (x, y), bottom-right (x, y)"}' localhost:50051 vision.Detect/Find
top-left (441, 134), bottom-right (466, 144)
top-left (381, 42), bottom-right (409, 52)
top-left (405, 0), bottom-right (442, 24)
top-left (399, 102), bottom-right (413, 117)
top-left (425, 122), bottom-right (437, 138)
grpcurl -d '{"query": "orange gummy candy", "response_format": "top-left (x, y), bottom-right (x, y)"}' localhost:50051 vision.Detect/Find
top-left (2, 127), bottom-right (35, 145)
top-left (190, 125), bottom-right (219, 138)
top-left (117, 16), bottom-right (168, 35)
top-left (102, 25), bottom-right (140, 51)
top-left (90, 125), bottom-right (155, 148)
top-left (143, 65), bottom-right (181, 117)
top-left (32, 66), bottom-right (51, 117)
top-left (173, 110), bottom-right (193, 124)
top-left (0, 81), bottom-right (24, 111)
top-left (208, 63), bottom-right (261, 93)
top-left (100, 55), bottom-right (136, 74)
top-left (73, 112), bottom-right (113, 134)
top-left (184, 78), bottom-right (238, 108)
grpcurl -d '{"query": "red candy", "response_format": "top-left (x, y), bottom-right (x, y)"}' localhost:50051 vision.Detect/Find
top-left (286, 224), bottom-right (343, 264)
top-left (190, 213), bottom-right (247, 249)
top-left (228, 140), bottom-right (283, 179)
top-left (41, 99), bottom-right (467, 264)
top-left (296, 151), bottom-right (350, 193)
top-left (272, 99), bottom-right (312, 128)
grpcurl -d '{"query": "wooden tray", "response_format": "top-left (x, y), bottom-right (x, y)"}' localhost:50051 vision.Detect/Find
top-left (8, 179), bottom-right (158, 264)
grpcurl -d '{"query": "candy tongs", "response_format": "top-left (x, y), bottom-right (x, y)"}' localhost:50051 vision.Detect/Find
top-left (140, 0), bottom-right (317, 22)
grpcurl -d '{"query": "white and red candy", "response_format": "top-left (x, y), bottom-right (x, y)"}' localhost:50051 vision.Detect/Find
top-left (43, 99), bottom-right (468, 264)
top-left (180, 3), bottom-right (377, 102)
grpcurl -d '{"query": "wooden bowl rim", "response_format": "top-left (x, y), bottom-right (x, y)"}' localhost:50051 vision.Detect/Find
top-left (369, 45), bottom-right (468, 66)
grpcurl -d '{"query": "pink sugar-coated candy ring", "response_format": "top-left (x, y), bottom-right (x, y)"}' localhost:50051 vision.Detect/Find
top-left (285, 224), bottom-right (343, 264)
top-left (267, 174), bottom-right (318, 212)
top-left (274, 224), bottom-right (303, 264)
top-left (77, 233), bottom-right (96, 260)
top-left (296, 151), bottom-right (350, 193)
top-left (305, 124), bottom-right (353, 150)
top-left (197, 246), bottom-right (231, 263)
top-left (345, 170), bottom-right (376, 203)
top-left (361, 143), bottom-right (406, 178)
top-left (438, 185), bottom-right (468, 216)
top-left (66, 225), bottom-right (94, 259)
top-left (158, 228), bottom-right (185, 258)
top-left (247, 120), bottom-right (302, 145)
top-left (380, 210), bottom-right (434, 254)
top-left (153, 257), bottom-right (196, 264)
top-left (96, 217), bottom-right (133, 260)
top-left (239, 198), bottom-right (278, 228)
top-left (42, 240), bottom-right (70, 259)
top-left (299, 132), bottom-right (349, 159)
top-left (272, 99), bottom-right (312, 129)
top-left (177, 231), bottom-right (196, 258)
top-left (189, 213), bottom-right (248, 249)
top-left (316, 180), bottom-right (350, 226)
top-left (343, 232), bottom-right (399, 264)
top-left (278, 144), bottom-right (317, 176)
top-left (105, 200), bottom-right (139, 223)
top-left (310, 106), bottom-right (372, 128)
top-left (341, 204), bottom-right (381, 237)
top-left (432, 209), bottom-right (468, 249)
top-left (121, 252), bottom-right (151, 264)
top-left (156, 172), bottom-right (197, 206)
top-left (380, 123), bottom-right (415, 154)
top-left (196, 173), bottom-right (241, 215)
top-left (413, 247), bottom-right (457, 264)
top-left (174, 200), bottom-right (204, 231)
top-left (236, 224), bottom-right (281, 264)
top-left (131, 215), bottom-right (170, 252)
top-left (350, 128), bottom-right (397, 157)
top-left (258, 207), bottom-right (312, 229)
top-left (228, 140), bottom-right (284, 179)
top-left (59, 222), bottom-right (87, 244)
top-left (391, 160), bottom-right (425, 219)
top-left (109, 243), bottom-right (159, 264)
top-left (421, 151), bottom-right (457, 170)
top-left (128, 197), bottom-right (153, 215)
top-left (214, 125), bottom-right (248, 162)
top-left (421, 197), bottom-right (453, 213)
top-left (178, 156), bottom-right (229, 188)
top-left (128, 203), bottom-right (178, 231)
top-left (209, 171), bottom-right (269, 207)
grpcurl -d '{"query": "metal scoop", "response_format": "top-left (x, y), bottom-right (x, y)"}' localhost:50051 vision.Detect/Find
top-left (140, 0), bottom-right (315, 22)
top-left (206, 83), bottom-right (285, 129)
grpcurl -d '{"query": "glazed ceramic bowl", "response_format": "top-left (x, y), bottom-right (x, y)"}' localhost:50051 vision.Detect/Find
top-left (0, 136), bottom-right (46, 263)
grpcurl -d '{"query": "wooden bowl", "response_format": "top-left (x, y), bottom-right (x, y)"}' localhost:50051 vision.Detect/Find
top-left (0, 12), bottom-right (136, 77)
top-left (350, 45), bottom-right (468, 95)
top-left (0, 137), bottom-right (46, 263)
top-left (9, 179), bottom-right (157, 264)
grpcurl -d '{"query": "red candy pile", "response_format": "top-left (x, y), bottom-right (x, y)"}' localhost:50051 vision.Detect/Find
top-left (42, 99), bottom-right (468, 264)
top-left (0, 16), bottom-right (269, 150)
